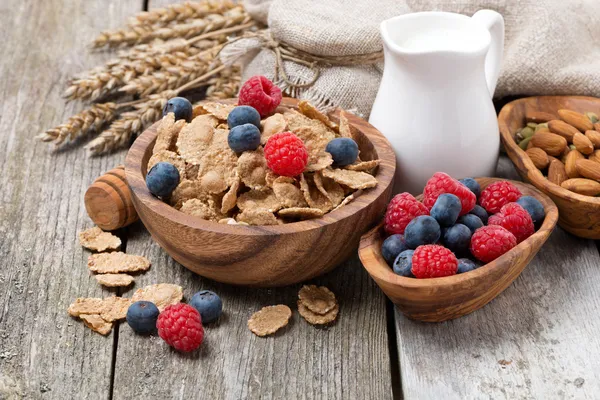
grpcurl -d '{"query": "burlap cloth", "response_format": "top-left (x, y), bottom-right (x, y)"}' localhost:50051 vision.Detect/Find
top-left (231, 0), bottom-right (600, 118)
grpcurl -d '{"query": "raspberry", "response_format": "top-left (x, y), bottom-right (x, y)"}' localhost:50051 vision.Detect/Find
top-left (238, 75), bottom-right (282, 117)
top-left (470, 225), bottom-right (517, 263)
top-left (488, 203), bottom-right (534, 243)
top-left (411, 244), bottom-right (458, 278)
top-left (157, 303), bottom-right (204, 352)
top-left (479, 181), bottom-right (521, 214)
top-left (384, 192), bottom-right (429, 235)
top-left (423, 172), bottom-right (476, 216)
top-left (264, 132), bottom-right (308, 176)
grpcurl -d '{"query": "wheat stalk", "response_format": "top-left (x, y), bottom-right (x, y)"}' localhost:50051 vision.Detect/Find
top-left (129, 0), bottom-right (237, 27)
top-left (205, 65), bottom-right (241, 99)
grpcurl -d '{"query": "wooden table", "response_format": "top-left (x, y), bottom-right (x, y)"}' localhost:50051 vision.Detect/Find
top-left (1, 0), bottom-right (600, 398)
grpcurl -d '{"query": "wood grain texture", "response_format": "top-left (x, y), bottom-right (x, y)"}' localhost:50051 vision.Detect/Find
top-left (0, 0), bottom-right (142, 398)
top-left (394, 157), bottom-right (600, 399)
top-left (499, 96), bottom-right (600, 238)
top-left (125, 98), bottom-right (396, 286)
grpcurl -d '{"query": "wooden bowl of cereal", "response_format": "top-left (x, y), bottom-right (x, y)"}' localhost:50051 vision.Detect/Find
top-left (125, 98), bottom-right (396, 286)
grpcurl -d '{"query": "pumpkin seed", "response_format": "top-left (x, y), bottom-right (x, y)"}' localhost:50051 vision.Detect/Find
top-left (585, 112), bottom-right (599, 124)
top-left (521, 127), bottom-right (535, 138)
top-left (519, 136), bottom-right (533, 150)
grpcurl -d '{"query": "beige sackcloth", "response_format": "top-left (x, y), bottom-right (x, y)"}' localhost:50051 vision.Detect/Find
top-left (231, 0), bottom-right (600, 118)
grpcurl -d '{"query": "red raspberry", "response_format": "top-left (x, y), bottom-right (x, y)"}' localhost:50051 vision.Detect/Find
top-left (238, 75), bottom-right (282, 117)
top-left (479, 181), bottom-right (521, 214)
top-left (264, 132), bottom-right (308, 177)
top-left (423, 172), bottom-right (476, 216)
top-left (470, 225), bottom-right (517, 263)
top-left (411, 245), bottom-right (458, 278)
top-left (384, 192), bottom-right (429, 235)
top-left (157, 303), bottom-right (204, 352)
top-left (488, 203), bottom-right (534, 243)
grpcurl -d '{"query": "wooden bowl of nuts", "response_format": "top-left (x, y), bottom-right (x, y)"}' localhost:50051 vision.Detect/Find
top-left (499, 96), bottom-right (600, 239)
top-left (125, 98), bottom-right (396, 287)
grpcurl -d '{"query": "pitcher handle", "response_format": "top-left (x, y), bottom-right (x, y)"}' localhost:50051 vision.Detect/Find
top-left (472, 10), bottom-right (504, 97)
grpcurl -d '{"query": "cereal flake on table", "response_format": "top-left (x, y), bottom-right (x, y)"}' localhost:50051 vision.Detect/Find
top-left (95, 273), bottom-right (135, 287)
top-left (87, 252), bottom-right (151, 274)
top-left (79, 226), bottom-right (121, 252)
top-left (247, 305), bottom-right (292, 337)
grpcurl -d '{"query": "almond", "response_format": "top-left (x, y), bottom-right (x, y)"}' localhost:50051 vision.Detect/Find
top-left (564, 149), bottom-right (584, 178)
top-left (530, 132), bottom-right (568, 156)
top-left (572, 132), bottom-right (594, 155)
top-left (575, 159), bottom-right (600, 182)
top-left (558, 109), bottom-right (594, 132)
top-left (525, 111), bottom-right (557, 123)
top-left (548, 159), bottom-right (567, 185)
top-left (589, 150), bottom-right (600, 164)
top-left (594, 122), bottom-right (600, 132)
top-left (526, 148), bottom-right (549, 170)
top-left (585, 130), bottom-right (600, 148)
top-left (548, 120), bottom-right (579, 142)
top-left (535, 127), bottom-right (550, 134)
top-left (561, 178), bottom-right (600, 196)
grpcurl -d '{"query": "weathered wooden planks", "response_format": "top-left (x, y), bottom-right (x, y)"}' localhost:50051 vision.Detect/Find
top-left (0, 0), bottom-right (142, 398)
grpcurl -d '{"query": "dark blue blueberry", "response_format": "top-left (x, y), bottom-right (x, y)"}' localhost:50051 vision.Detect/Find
top-left (162, 97), bottom-right (193, 122)
top-left (146, 162), bottom-right (180, 197)
top-left (516, 196), bottom-right (545, 228)
top-left (469, 204), bottom-right (489, 225)
top-left (443, 223), bottom-right (472, 256)
top-left (381, 234), bottom-right (408, 266)
top-left (457, 214), bottom-right (484, 234)
top-left (404, 215), bottom-right (441, 249)
top-left (430, 193), bottom-right (461, 227)
top-left (126, 301), bottom-right (159, 334)
top-left (393, 250), bottom-right (415, 277)
top-left (227, 105), bottom-right (261, 130)
top-left (190, 290), bottom-right (223, 323)
top-left (228, 123), bottom-right (261, 153)
top-left (457, 258), bottom-right (479, 274)
top-left (459, 177), bottom-right (481, 198)
top-left (326, 137), bottom-right (359, 166)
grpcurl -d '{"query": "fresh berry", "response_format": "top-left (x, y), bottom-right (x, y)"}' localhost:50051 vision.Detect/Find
top-left (459, 178), bottom-right (481, 198)
top-left (264, 132), bottom-right (308, 176)
top-left (393, 250), bottom-right (415, 277)
top-left (381, 234), bottom-right (408, 266)
top-left (423, 172), bottom-right (476, 215)
top-left (404, 215), bottom-right (441, 249)
top-left (238, 75), bottom-right (282, 117)
top-left (157, 303), bottom-right (204, 352)
top-left (326, 137), bottom-right (359, 166)
top-left (457, 214), bottom-right (484, 234)
top-left (411, 245), bottom-right (458, 278)
top-left (488, 202), bottom-right (534, 243)
top-left (190, 290), bottom-right (223, 323)
top-left (442, 223), bottom-right (472, 256)
top-left (430, 193), bottom-right (461, 227)
top-left (469, 204), bottom-right (489, 225)
top-left (384, 193), bottom-right (429, 235)
top-left (457, 258), bottom-right (479, 274)
top-left (227, 105), bottom-right (261, 129)
top-left (516, 196), bottom-right (545, 227)
top-left (163, 97), bottom-right (193, 122)
top-left (479, 181), bottom-right (522, 214)
top-left (470, 225), bottom-right (517, 263)
top-left (126, 301), bottom-right (159, 335)
top-left (146, 162), bottom-right (180, 197)
top-left (228, 123), bottom-right (261, 153)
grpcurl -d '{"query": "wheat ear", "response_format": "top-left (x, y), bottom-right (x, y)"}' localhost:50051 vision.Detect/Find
top-left (129, 0), bottom-right (237, 27)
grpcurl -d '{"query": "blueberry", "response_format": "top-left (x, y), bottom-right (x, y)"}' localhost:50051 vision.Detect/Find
top-left (469, 204), bottom-right (489, 224)
top-left (381, 234), bottom-right (408, 266)
top-left (326, 137), bottom-right (359, 166)
top-left (430, 193), bottom-right (461, 227)
top-left (228, 123), bottom-right (261, 153)
top-left (126, 301), bottom-right (159, 334)
top-left (459, 178), bottom-right (481, 198)
top-left (443, 223), bottom-right (472, 256)
top-left (404, 215), bottom-right (441, 249)
top-left (457, 214), bottom-right (484, 234)
top-left (457, 258), bottom-right (479, 274)
top-left (393, 250), bottom-right (415, 277)
top-left (162, 97), bottom-right (193, 122)
top-left (516, 196), bottom-right (545, 227)
top-left (146, 162), bottom-right (180, 197)
top-left (227, 105), bottom-right (261, 130)
top-left (190, 290), bottom-right (223, 323)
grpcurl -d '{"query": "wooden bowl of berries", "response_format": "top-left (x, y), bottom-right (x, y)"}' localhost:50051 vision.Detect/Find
top-left (358, 173), bottom-right (558, 322)
top-left (125, 76), bottom-right (396, 287)
top-left (499, 96), bottom-right (600, 239)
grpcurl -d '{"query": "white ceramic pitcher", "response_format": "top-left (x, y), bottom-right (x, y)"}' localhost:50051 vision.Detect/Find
top-left (369, 10), bottom-right (505, 195)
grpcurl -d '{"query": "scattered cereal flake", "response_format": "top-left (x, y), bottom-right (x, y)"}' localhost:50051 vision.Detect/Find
top-left (332, 190), bottom-right (362, 212)
top-left (184, 163), bottom-right (200, 180)
top-left (338, 111), bottom-right (353, 139)
top-left (180, 196), bottom-right (224, 221)
top-left (236, 208), bottom-right (279, 225)
top-left (298, 100), bottom-right (338, 132)
top-left (199, 170), bottom-right (228, 194)
top-left (68, 298), bottom-right (105, 317)
top-left (197, 129), bottom-right (239, 187)
top-left (298, 285), bottom-right (337, 314)
top-left (299, 173), bottom-right (332, 213)
top-left (169, 179), bottom-right (202, 209)
top-left (95, 273), bottom-right (134, 288)
top-left (260, 113), bottom-right (287, 144)
top-left (147, 150), bottom-right (186, 177)
top-left (100, 296), bottom-right (133, 322)
top-left (278, 207), bottom-right (324, 219)
top-left (237, 189), bottom-right (281, 212)
top-left (153, 113), bottom-right (186, 154)
top-left (200, 102), bottom-right (236, 120)
top-left (247, 305), bottom-right (292, 337)
top-left (131, 283), bottom-right (183, 312)
top-left (322, 168), bottom-right (377, 190)
top-left (314, 171), bottom-right (345, 207)
top-left (87, 252), bottom-right (151, 274)
top-left (298, 300), bottom-right (339, 325)
top-left (237, 149), bottom-right (268, 190)
top-left (80, 314), bottom-right (113, 335)
top-left (345, 159), bottom-right (380, 172)
top-left (176, 115), bottom-right (218, 165)
top-left (79, 227), bottom-right (121, 252)
top-left (273, 179), bottom-right (307, 208)
top-left (221, 176), bottom-right (240, 213)
top-left (306, 151), bottom-right (333, 172)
